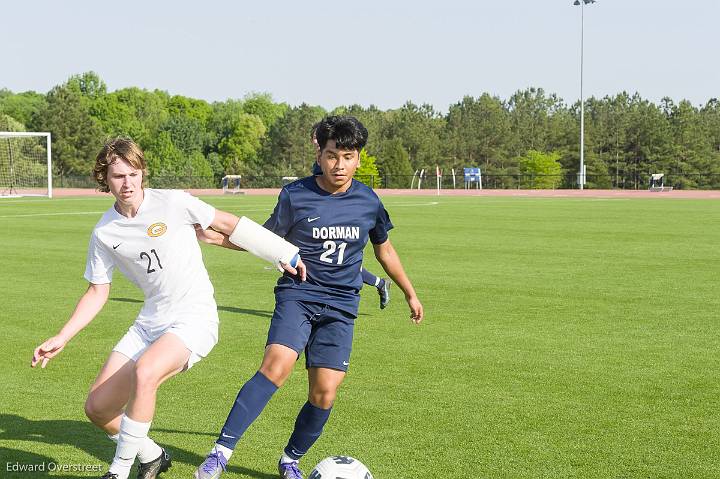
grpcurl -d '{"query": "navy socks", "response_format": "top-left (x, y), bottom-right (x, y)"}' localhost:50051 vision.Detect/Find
top-left (216, 371), bottom-right (278, 449)
top-left (361, 267), bottom-right (383, 288)
top-left (214, 372), bottom-right (333, 460)
top-left (284, 401), bottom-right (332, 460)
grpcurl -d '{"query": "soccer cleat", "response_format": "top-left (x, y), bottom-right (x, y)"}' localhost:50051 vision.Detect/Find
top-left (278, 460), bottom-right (304, 479)
top-left (100, 473), bottom-right (119, 479)
top-left (136, 448), bottom-right (171, 479)
top-left (194, 449), bottom-right (228, 479)
top-left (378, 279), bottom-right (392, 309)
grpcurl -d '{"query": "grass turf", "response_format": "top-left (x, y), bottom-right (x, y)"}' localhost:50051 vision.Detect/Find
top-left (1, 194), bottom-right (718, 478)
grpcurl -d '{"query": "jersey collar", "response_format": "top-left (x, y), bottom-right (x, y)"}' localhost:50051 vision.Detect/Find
top-left (309, 177), bottom-right (357, 197)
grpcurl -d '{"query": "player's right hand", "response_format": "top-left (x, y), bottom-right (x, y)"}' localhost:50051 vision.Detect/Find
top-left (31, 335), bottom-right (68, 368)
top-left (194, 224), bottom-right (225, 245)
top-left (281, 256), bottom-right (307, 282)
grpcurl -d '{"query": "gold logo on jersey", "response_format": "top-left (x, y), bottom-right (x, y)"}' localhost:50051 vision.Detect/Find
top-left (147, 222), bottom-right (167, 237)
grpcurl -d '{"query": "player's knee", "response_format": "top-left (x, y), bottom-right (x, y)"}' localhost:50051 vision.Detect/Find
top-left (308, 388), bottom-right (337, 409)
top-left (258, 348), bottom-right (297, 386)
top-left (84, 395), bottom-right (108, 424)
top-left (84, 397), bottom-right (97, 422)
top-left (258, 362), bottom-right (292, 387)
top-left (133, 362), bottom-right (160, 392)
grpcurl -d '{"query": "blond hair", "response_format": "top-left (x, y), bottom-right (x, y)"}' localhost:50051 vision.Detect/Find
top-left (93, 138), bottom-right (147, 192)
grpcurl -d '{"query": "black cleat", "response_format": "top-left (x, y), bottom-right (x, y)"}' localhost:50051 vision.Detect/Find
top-left (100, 473), bottom-right (119, 479)
top-left (378, 279), bottom-right (392, 309)
top-left (137, 448), bottom-right (172, 479)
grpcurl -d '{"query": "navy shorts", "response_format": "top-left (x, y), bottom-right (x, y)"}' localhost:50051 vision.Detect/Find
top-left (267, 300), bottom-right (356, 372)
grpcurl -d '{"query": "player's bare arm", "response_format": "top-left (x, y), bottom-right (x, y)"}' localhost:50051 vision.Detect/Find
top-left (194, 224), bottom-right (244, 250)
top-left (209, 209), bottom-right (241, 236)
top-left (32, 282), bottom-right (111, 368)
top-left (373, 240), bottom-right (423, 324)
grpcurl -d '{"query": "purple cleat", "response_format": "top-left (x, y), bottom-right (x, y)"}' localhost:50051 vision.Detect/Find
top-left (194, 449), bottom-right (228, 479)
top-left (278, 460), bottom-right (304, 479)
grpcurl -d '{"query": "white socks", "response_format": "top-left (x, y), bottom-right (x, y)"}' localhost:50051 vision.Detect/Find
top-left (107, 433), bottom-right (162, 464)
top-left (109, 415), bottom-right (151, 479)
top-left (280, 452), bottom-right (297, 464)
top-left (211, 443), bottom-right (234, 460)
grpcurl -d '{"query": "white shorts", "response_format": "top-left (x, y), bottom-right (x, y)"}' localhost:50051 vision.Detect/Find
top-left (113, 318), bottom-right (218, 370)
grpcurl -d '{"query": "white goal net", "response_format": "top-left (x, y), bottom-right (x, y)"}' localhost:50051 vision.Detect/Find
top-left (0, 132), bottom-right (52, 198)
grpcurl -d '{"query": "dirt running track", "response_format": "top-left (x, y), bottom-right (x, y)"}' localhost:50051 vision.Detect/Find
top-left (33, 188), bottom-right (720, 199)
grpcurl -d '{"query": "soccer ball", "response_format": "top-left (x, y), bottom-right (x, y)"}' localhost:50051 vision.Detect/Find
top-left (308, 456), bottom-right (373, 479)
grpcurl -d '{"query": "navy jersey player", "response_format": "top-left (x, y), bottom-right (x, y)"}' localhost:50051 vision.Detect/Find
top-left (195, 116), bottom-right (423, 479)
top-left (311, 134), bottom-right (391, 309)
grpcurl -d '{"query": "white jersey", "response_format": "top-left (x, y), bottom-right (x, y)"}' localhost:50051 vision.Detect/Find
top-left (84, 188), bottom-right (218, 333)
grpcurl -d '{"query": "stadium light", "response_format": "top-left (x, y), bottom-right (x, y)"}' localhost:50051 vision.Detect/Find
top-left (574, 0), bottom-right (596, 190)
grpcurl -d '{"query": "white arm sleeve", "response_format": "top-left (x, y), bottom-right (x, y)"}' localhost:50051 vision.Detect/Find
top-left (229, 216), bottom-right (299, 268)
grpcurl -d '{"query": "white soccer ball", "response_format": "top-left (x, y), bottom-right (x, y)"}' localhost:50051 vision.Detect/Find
top-left (309, 456), bottom-right (373, 479)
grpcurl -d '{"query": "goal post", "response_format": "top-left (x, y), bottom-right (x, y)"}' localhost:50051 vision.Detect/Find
top-left (0, 132), bottom-right (52, 198)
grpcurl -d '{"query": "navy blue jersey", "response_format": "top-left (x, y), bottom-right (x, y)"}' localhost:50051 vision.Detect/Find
top-left (263, 176), bottom-right (393, 315)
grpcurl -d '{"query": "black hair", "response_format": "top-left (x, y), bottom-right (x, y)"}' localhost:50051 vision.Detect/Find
top-left (310, 121), bottom-right (320, 142)
top-left (314, 115), bottom-right (368, 152)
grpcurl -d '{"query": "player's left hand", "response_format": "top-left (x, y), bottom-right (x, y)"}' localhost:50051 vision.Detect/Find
top-left (406, 296), bottom-right (424, 324)
top-left (280, 256), bottom-right (307, 282)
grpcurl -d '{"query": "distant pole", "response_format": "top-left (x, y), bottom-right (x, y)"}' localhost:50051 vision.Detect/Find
top-left (436, 165), bottom-right (441, 196)
top-left (579, 0), bottom-right (584, 190)
top-left (574, 0), bottom-right (596, 190)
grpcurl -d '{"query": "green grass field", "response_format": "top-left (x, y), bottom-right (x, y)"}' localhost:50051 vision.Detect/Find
top-left (2, 194), bottom-right (719, 478)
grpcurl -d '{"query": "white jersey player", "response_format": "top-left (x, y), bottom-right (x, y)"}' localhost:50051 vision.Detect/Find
top-left (86, 187), bottom-right (220, 366)
top-left (31, 138), bottom-right (306, 479)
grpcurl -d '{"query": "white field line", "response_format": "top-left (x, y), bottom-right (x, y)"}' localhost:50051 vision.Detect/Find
top-left (0, 211), bottom-right (106, 219)
top-left (0, 197), bottom-right (114, 206)
top-left (384, 201), bottom-right (440, 207)
top-left (0, 201), bottom-right (441, 219)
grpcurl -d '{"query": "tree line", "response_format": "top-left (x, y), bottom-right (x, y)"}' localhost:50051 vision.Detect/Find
top-left (1, 71), bottom-right (718, 189)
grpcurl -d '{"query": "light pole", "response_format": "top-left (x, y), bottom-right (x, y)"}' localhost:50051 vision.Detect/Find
top-left (574, 0), bottom-right (595, 190)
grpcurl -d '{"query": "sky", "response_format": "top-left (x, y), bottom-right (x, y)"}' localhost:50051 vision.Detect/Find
top-left (3, 0), bottom-right (718, 112)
